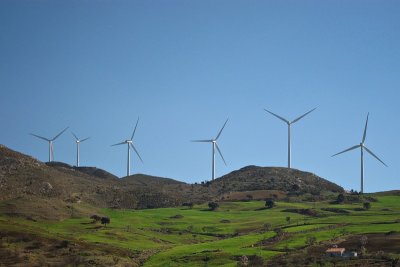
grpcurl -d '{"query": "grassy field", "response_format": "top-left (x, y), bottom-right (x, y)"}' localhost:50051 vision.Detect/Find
top-left (1, 194), bottom-right (400, 266)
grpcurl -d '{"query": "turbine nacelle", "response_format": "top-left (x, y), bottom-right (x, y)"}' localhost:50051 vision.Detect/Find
top-left (332, 113), bottom-right (387, 193)
top-left (192, 118), bottom-right (229, 180)
top-left (112, 117), bottom-right (143, 176)
top-left (31, 126), bottom-right (69, 162)
top-left (264, 107), bottom-right (316, 169)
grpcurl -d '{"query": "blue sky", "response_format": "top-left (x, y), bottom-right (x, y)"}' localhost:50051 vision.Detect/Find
top-left (0, 0), bottom-right (399, 192)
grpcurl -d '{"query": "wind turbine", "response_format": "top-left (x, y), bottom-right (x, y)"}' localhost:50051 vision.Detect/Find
top-left (264, 108), bottom-right (316, 168)
top-left (112, 118), bottom-right (143, 177)
top-left (71, 132), bottom-right (90, 167)
top-left (30, 127), bottom-right (69, 162)
top-left (332, 113), bottom-right (387, 194)
top-left (192, 118), bottom-right (228, 181)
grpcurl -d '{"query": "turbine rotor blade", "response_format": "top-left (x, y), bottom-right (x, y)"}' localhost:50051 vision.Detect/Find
top-left (130, 143), bottom-right (143, 163)
top-left (52, 127), bottom-right (69, 141)
top-left (362, 113), bottom-right (369, 143)
top-left (264, 109), bottom-right (289, 124)
top-left (215, 118), bottom-right (229, 140)
top-left (191, 140), bottom-right (213, 142)
top-left (71, 132), bottom-right (79, 141)
top-left (131, 117), bottom-right (140, 140)
top-left (364, 146), bottom-right (387, 167)
top-left (215, 143), bottom-right (227, 166)
top-left (331, 144), bottom-right (360, 157)
top-left (111, 141), bottom-right (126, 146)
top-left (291, 107), bottom-right (317, 124)
top-left (81, 137), bottom-right (90, 142)
top-left (30, 133), bottom-right (50, 142)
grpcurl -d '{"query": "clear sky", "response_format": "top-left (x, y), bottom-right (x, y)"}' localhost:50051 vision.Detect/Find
top-left (1, 0), bottom-right (399, 193)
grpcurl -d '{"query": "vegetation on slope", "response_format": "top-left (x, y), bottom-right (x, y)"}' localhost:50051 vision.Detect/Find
top-left (1, 194), bottom-right (399, 266)
top-left (1, 145), bottom-right (398, 266)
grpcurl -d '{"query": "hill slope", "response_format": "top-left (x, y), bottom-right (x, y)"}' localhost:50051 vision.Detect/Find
top-left (0, 145), bottom-right (185, 218)
top-left (214, 165), bottom-right (343, 194)
top-left (0, 145), bottom-right (343, 218)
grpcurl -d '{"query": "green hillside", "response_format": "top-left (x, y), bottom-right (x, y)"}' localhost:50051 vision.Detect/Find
top-left (1, 194), bottom-right (399, 266)
top-left (0, 145), bottom-right (398, 266)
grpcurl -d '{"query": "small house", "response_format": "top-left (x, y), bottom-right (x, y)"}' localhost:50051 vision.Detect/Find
top-left (326, 247), bottom-right (345, 257)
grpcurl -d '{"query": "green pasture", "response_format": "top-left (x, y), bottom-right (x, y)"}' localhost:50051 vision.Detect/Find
top-left (0, 195), bottom-right (399, 266)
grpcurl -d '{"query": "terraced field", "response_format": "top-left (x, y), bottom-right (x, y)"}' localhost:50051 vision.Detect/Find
top-left (1, 194), bottom-right (399, 266)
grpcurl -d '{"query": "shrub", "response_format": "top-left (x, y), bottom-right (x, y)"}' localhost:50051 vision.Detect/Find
top-left (101, 217), bottom-right (110, 227)
top-left (208, 202), bottom-right (219, 211)
top-left (90, 215), bottom-right (101, 223)
top-left (238, 255), bottom-right (249, 266)
top-left (360, 235), bottom-right (368, 246)
top-left (182, 202), bottom-right (194, 209)
top-left (306, 236), bottom-right (317, 246)
top-left (274, 228), bottom-right (283, 237)
top-left (363, 202), bottom-right (371, 210)
top-left (56, 240), bottom-right (69, 249)
top-left (263, 223), bottom-right (271, 231)
top-left (336, 193), bottom-right (345, 204)
top-left (249, 255), bottom-right (264, 266)
top-left (265, 199), bottom-right (275, 209)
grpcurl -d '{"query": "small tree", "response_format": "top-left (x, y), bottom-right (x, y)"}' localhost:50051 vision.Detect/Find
top-left (265, 199), bottom-right (275, 209)
top-left (90, 214), bottom-right (101, 223)
top-left (336, 193), bottom-right (345, 204)
top-left (238, 255), bottom-right (249, 266)
top-left (306, 236), bottom-right (317, 246)
top-left (182, 202), bottom-right (194, 209)
top-left (101, 217), bottom-right (110, 227)
top-left (363, 202), bottom-right (371, 210)
top-left (360, 235), bottom-right (368, 247)
top-left (274, 228), bottom-right (284, 237)
top-left (263, 223), bottom-right (271, 231)
top-left (208, 202), bottom-right (219, 211)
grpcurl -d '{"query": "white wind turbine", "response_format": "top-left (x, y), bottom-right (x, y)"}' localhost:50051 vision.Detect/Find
top-left (71, 132), bottom-right (90, 167)
top-left (30, 127), bottom-right (69, 162)
top-left (192, 119), bottom-right (228, 181)
top-left (332, 113), bottom-right (387, 194)
top-left (264, 108), bottom-right (316, 169)
top-left (112, 118), bottom-right (143, 177)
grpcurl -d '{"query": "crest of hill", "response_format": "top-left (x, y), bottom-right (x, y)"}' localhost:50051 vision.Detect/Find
top-left (210, 165), bottom-right (344, 194)
top-left (46, 162), bottom-right (118, 180)
top-left (121, 173), bottom-right (185, 186)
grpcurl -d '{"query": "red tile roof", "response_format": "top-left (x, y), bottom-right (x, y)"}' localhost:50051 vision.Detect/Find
top-left (326, 248), bottom-right (345, 253)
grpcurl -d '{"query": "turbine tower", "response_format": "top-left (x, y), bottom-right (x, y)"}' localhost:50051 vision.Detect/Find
top-left (332, 113), bottom-right (387, 194)
top-left (192, 119), bottom-right (228, 181)
top-left (264, 108), bottom-right (316, 168)
top-left (30, 127), bottom-right (69, 162)
top-left (71, 132), bottom-right (90, 167)
top-left (112, 118), bottom-right (143, 177)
